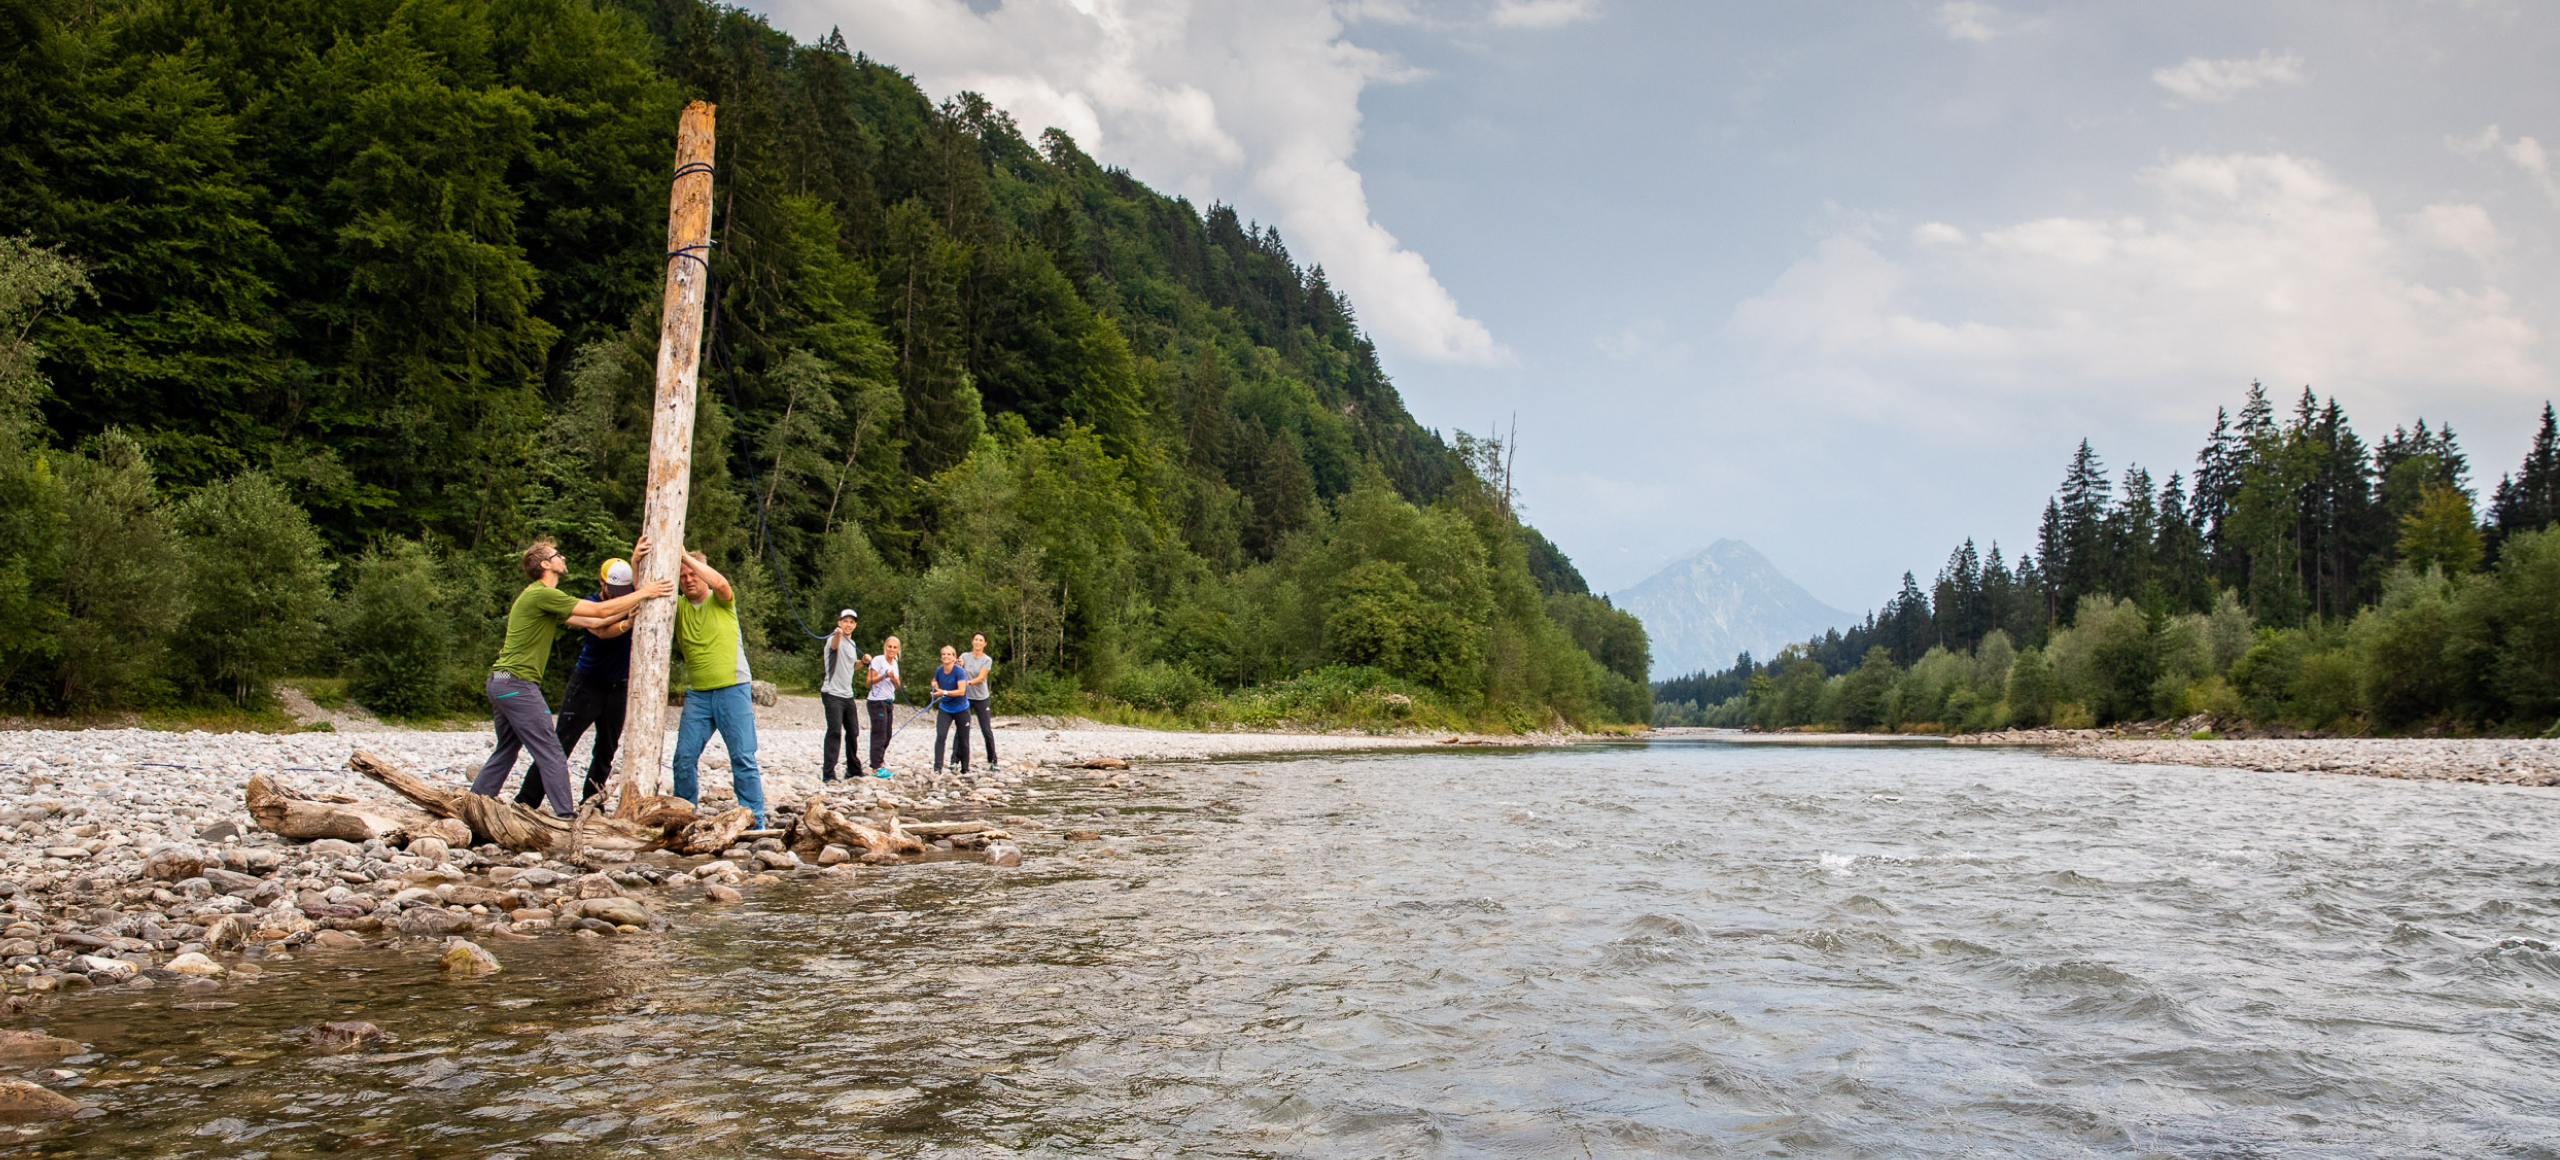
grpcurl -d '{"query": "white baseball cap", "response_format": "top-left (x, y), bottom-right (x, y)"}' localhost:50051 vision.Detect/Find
top-left (838, 608), bottom-right (859, 619)
top-left (604, 559), bottom-right (635, 587)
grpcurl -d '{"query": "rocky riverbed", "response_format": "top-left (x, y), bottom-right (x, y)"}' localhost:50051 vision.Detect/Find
top-left (0, 711), bottom-right (1524, 1118)
top-left (1948, 727), bottom-right (2560, 786)
top-left (2045, 736), bottom-right (2560, 786)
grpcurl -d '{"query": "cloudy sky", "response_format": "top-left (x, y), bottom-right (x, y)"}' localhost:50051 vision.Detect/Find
top-left (758, 0), bottom-right (2560, 609)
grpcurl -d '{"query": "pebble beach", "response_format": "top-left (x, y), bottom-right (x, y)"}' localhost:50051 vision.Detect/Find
top-left (0, 696), bottom-right (1532, 1073)
top-left (2051, 735), bottom-right (2560, 786)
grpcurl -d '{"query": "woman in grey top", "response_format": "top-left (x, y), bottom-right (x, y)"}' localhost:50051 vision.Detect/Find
top-left (961, 632), bottom-right (998, 769)
top-left (819, 609), bottom-right (867, 781)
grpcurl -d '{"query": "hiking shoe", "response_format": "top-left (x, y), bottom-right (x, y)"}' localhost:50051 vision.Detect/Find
top-left (873, 768), bottom-right (896, 779)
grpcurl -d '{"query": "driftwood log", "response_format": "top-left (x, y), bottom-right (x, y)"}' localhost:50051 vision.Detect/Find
top-left (673, 807), bottom-right (755, 855)
top-left (616, 792), bottom-right (699, 829)
top-left (795, 795), bottom-right (926, 857)
top-left (347, 751), bottom-right (672, 854)
top-left (245, 774), bottom-right (461, 846)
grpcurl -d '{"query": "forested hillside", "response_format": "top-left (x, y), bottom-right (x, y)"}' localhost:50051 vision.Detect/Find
top-left (0, 0), bottom-right (1647, 727)
top-left (1656, 385), bottom-right (2560, 736)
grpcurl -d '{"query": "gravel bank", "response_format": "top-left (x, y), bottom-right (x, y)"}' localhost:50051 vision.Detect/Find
top-left (2047, 737), bottom-right (2560, 786)
top-left (0, 708), bottom-right (1535, 1040)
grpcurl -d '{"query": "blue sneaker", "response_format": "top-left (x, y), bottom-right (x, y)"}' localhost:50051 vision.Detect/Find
top-left (873, 768), bottom-right (895, 779)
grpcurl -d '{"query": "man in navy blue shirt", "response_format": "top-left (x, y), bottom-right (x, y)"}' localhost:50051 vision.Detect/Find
top-left (515, 558), bottom-right (639, 810)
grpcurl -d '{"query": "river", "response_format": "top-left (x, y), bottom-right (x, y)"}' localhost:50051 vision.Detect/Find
top-left (12, 740), bottom-right (2560, 1157)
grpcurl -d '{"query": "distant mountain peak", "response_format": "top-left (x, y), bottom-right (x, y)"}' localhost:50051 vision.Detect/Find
top-left (1613, 541), bottom-right (1849, 681)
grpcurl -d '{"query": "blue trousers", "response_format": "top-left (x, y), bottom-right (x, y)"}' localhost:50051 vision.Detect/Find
top-left (671, 682), bottom-right (765, 827)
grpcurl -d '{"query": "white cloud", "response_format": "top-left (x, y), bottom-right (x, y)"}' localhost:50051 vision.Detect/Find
top-left (2452, 124), bottom-right (2560, 204)
top-left (2410, 202), bottom-right (2504, 261)
top-left (1488, 0), bottom-right (1599, 29)
top-left (1936, 2), bottom-right (2029, 42)
top-left (2151, 50), bottom-right (2305, 103)
top-left (1912, 221), bottom-right (1968, 246)
top-left (1732, 153), bottom-right (2542, 427)
top-left (781, 0), bottom-right (1508, 365)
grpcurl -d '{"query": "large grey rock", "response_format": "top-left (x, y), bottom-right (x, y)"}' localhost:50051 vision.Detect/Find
top-left (0, 1031), bottom-right (80, 1066)
top-left (73, 954), bottom-right (138, 982)
top-left (143, 845), bottom-right (207, 881)
top-left (397, 908), bottom-right (474, 938)
top-left (0, 1079), bottom-right (80, 1122)
top-left (202, 914), bottom-right (249, 951)
top-left (573, 874), bottom-right (623, 901)
top-left (310, 1021), bottom-right (387, 1053)
top-left (439, 939), bottom-right (501, 976)
top-left (201, 867), bottom-right (265, 894)
top-left (443, 886), bottom-right (521, 911)
top-left (577, 898), bottom-right (653, 928)
top-left (307, 839), bottom-right (362, 860)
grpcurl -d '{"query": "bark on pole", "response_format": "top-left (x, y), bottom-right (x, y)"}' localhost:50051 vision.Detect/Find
top-left (617, 100), bottom-right (716, 805)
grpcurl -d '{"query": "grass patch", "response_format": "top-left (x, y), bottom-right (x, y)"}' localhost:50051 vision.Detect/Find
top-left (295, 677), bottom-right (351, 710)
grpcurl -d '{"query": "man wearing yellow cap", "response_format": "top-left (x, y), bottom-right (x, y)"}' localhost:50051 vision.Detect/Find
top-left (512, 557), bottom-right (641, 809)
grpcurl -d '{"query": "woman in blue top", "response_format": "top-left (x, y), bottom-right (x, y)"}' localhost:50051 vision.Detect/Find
top-left (931, 645), bottom-right (974, 773)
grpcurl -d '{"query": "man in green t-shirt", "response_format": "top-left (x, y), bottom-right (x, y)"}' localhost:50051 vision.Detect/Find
top-left (669, 550), bottom-right (767, 827)
top-left (471, 537), bottom-right (670, 816)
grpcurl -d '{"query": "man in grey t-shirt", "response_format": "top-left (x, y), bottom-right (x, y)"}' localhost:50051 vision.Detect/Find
top-left (960, 632), bottom-right (997, 770)
top-left (819, 609), bottom-right (867, 781)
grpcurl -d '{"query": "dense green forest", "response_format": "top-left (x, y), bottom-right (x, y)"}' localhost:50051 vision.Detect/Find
top-left (0, 0), bottom-right (1648, 729)
top-left (1655, 385), bottom-right (2560, 736)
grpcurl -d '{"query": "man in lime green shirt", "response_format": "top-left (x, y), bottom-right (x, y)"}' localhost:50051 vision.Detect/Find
top-left (669, 550), bottom-right (766, 827)
top-left (471, 537), bottom-right (670, 816)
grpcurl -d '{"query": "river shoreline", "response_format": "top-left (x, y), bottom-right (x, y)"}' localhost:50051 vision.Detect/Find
top-left (0, 711), bottom-right (1558, 1090)
top-left (1691, 725), bottom-right (2560, 787)
top-left (2042, 735), bottom-right (2560, 786)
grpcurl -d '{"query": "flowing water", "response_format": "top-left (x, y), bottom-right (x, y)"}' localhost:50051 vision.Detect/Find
top-left (11, 739), bottom-right (2560, 1158)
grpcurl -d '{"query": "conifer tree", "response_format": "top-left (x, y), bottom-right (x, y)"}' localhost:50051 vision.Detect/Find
top-left (2487, 402), bottom-right (2559, 561)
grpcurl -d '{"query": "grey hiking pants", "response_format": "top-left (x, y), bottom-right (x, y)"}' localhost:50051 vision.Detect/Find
top-left (471, 672), bottom-right (574, 816)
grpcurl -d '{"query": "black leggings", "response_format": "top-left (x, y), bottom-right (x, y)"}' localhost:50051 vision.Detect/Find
top-left (966, 700), bottom-right (996, 766)
top-left (820, 692), bottom-right (861, 779)
top-left (867, 698), bottom-right (895, 770)
top-left (517, 672), bottom-right (625, 808)
top-left (934, 708), bottom-right (971, 770)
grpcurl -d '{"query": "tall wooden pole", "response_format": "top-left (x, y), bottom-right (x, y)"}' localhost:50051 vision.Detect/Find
top-left (616, 100), bottom-right (716, 807)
